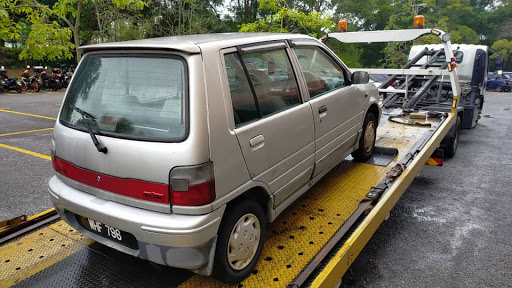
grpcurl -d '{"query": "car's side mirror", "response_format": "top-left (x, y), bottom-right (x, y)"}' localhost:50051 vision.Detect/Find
top-left (351, 71), bottom-right (369, 84)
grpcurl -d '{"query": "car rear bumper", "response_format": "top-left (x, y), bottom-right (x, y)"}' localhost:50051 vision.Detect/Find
top-left (48, 175), bottom-right (225, 271)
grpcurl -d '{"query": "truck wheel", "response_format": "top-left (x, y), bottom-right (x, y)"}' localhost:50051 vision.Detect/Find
top-left (212, 199), bottom-right (266, 284)
top-left (444, 115), bottom-right (461, 158)
top-left (352, 112), bottom-right (377, 162)
top-left (495, 85), bottom-right (503, 92)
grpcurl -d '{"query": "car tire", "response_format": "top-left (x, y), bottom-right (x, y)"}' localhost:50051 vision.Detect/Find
top-left (444, 115), bottom-right (461, 158)
top-left (352, 112), bottom-right (377, 162)
top-left (495, 85), bottom-right (503, 92)
top-left (212, 199), bottom-right (266, 284)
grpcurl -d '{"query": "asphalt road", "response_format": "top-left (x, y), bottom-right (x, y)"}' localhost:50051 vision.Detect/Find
top-left (0, 90), bottom-right (65, 220)
top-left (342, 91), bottom-right (512, 287)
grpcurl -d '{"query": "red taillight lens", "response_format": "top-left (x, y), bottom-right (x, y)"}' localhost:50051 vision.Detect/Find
top-left (171, 179), bottom-right (216, 206)
top-left (170, 162), bottom-right (216, 206)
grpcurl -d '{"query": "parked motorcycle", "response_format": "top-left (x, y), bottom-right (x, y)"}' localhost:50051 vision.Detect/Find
top-left (61, 65), bottom-right (74, 88)
top-left (51, 67), bottom-right (63, 90)
top-left (0, 66), bottom-right (22, 93)
top-left (19, 66), bottom-right (41, 92)
top-left (40, 68), bottom-right (59, 91)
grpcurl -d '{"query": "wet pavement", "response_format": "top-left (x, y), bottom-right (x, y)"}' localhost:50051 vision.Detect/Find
top-left (0, 90), bottom-right (65, 220)
top-left (342, 91), bottom-right (512, 287)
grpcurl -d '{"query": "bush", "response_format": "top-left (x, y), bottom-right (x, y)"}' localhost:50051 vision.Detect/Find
top-left (0, 47), bottom-right (24, 68)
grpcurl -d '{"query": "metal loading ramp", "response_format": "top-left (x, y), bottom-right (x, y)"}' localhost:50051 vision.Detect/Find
top-left (0, 112), bottom-right (449, 288)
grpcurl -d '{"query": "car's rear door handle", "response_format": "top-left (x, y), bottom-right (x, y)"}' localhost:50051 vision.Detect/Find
top-left (318, 105), bottom-right (328, 118)
top-left (250, 135), bottom-right (265, 149)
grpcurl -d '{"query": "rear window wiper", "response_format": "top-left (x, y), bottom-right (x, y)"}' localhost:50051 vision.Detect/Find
top-left (70, 105), bottom-right (108, 154)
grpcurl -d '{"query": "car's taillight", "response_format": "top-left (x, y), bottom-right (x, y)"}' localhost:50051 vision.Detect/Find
top-left (170, 162), bottom-right (216, 206)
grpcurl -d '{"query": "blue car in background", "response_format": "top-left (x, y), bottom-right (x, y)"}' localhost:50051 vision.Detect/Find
top-left (487, 73), bottom-right (511, 92)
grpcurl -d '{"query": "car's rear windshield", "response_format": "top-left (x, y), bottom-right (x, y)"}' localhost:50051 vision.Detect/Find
top-left (60, 54), bottom-right (188, 142)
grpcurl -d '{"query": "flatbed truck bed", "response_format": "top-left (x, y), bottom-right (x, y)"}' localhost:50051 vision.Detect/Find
top-left (0, 107), bottom-right (455, 287)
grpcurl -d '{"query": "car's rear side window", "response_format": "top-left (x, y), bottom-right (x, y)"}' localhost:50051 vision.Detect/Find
top-left (241, 49), bottom-right (301, 117)
top-left (224, 48), bottom-right (301, 127)
top-left (60, 55), bottom-right (187, 142)
top-left (224, 53), bottom-right (259, 126)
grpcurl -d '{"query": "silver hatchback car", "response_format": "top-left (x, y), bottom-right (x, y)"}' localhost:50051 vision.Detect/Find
top-left (49, 33), bottom-right (380, 283)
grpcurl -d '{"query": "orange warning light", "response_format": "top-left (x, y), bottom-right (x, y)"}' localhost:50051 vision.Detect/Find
top-left (338, 20), bottom-right (347, 32)
top-left (413, 15), bottom-right (425, 29)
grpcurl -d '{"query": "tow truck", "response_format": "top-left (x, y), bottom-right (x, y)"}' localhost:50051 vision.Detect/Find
top-left (0, 21), bottom-right (464, 287)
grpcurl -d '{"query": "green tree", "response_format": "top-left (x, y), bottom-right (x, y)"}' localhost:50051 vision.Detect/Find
top-left (1, 0), bottom-right (73, 61)
top-left (491, 39), bottom-right (512, 70)
top-left (239, 0), bottom-right (334, 37)
top-left (1, 0), bottom-right (146, 63)
top-left (50, 0), bottom-right (146, 61)
top-left (0, 0), bottom-right (31, 42)
top-left (143, 0), bottom-right (229, 39)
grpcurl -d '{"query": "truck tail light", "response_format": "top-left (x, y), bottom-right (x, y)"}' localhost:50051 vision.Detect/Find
top-left (170, 162), bottom-right (216, 206)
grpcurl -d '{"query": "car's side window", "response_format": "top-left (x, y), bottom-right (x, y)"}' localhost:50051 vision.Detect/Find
top-left (241, 49), bottom-right (301, 117)
top-left (293, 46), bottom-right (346, 98)
top-left (224, 53), bottom-right (259, 126)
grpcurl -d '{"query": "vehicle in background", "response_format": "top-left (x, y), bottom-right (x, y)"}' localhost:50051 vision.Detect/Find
top-left (19, 66), bottom-right (41, 92)
top-left (369, 74), bottom-right (391, 87)
top-left (61, 65), bottom-right (74, 88)
top-left (0, 66), bottom-right (22, 93)
top-left (486, 73), bottom-right (511, 92)
top-left (51, 68), bottom-right (63, 90)
top-left (40, 67), bottom-right (59, 91)
top-left (369, 74), bottom-right (396, 93)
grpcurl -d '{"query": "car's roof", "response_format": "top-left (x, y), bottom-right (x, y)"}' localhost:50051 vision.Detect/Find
top-left (78, 33), bottom-right (317, 54)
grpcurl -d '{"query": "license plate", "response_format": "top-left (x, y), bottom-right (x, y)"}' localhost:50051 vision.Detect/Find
top-left (76, 215), bottom-right (138, 250)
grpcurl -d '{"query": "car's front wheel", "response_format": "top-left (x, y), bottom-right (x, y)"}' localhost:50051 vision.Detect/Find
top-left (212, 199), bottom-right (266, 284)
top-left (352, 112), bottom-right (377, 162)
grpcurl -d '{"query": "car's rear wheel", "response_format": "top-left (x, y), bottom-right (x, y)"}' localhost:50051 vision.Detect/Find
top-left (352, 112), bottom-right (377, 162)
top-left (495, 85), bottom-right (503, 92)
top-left (212, 199), bottom-right (266, 284)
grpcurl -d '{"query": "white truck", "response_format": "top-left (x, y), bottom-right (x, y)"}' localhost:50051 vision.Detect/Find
top-left (408, 44), bottom-right (489, 129)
